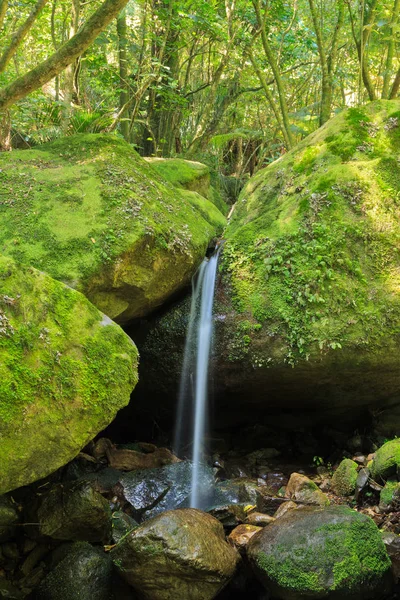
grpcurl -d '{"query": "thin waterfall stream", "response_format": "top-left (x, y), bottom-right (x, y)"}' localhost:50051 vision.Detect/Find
top-left (173, 248), bottom-right (221, 508)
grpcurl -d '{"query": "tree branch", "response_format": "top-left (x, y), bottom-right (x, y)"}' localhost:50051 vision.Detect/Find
top-left (0, 0), bottom-right (49, 75)
top-left (0, 0), bottom-right (129, 111)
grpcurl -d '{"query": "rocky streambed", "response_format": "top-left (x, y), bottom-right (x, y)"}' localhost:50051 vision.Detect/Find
top-left (1, 434), bottom-right (400, 599)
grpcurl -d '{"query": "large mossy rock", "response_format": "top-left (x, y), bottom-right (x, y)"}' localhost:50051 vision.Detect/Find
top-left (0, 254), bottom-right (138, 494)
top-left (0, 134), bottom-right (226, 322)
top-left (247, 505), bottom-right (392, 600)
top-left (217, 99), bottom-right (400, 426)
top-left (131, 100), bottom-right (400, 433)
top-left (112, 508), bottom-right (239, 600)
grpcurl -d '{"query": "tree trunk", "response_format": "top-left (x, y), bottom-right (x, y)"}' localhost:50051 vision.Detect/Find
top-left (63, 0), bottom-right (80, 128)
top-left (382, 0), bottom-right (400, 99)
top-left (117, 9), bottom-right (129, 141)
top-left (0, 110), bottom-right (11, 151)
top-left (0, 0), bottom-right (130, 111)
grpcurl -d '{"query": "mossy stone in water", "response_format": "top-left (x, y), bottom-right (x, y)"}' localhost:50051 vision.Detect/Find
top-left (0, 254), bottom-right (138, 494)
top-left (0, 134), bottom-right (226, 322)
top-left (331, 459), bottom-right (358, 496)
top-left (370, 439), bottom-right (400, 481)
top-left (247, 505), bottom-right (392, 600)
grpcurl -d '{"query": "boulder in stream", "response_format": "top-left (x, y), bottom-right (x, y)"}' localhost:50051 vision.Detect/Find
top-left (247, 505), bottom-right (393, 599)
top-left (111, 508), bottom-right (239, 600)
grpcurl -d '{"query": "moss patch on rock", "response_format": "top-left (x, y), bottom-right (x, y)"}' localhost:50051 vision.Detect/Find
top-left (145, 156), bottom-right (228, 215)
top-left (222, 100), bottom-right (400, 366)
top-left (0, 254), bottom-right (138, 494)
top-left (0, 134), bottom-right (226, 322)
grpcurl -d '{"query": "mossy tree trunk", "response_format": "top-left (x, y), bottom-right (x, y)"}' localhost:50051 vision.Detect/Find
top-left (0, 110), bottom-right (11, 151)
top-left (382, 0), bottom-right (400, 99)
top-left (63, 0), bottom-right (80, 129)
top-left (0, 0), bottom-right (129, 112)
top-left (117, 9), bottom-right (130, 142)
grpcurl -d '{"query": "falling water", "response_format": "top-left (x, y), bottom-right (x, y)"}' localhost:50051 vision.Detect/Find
top-left (173, 249), bottom-right (220, 508)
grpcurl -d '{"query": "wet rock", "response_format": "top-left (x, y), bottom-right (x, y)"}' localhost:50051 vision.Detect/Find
top-left (273, 501), bottom-right (297, 520)
top-left (245, 512), bottom-right (275, 527)
top-left (111, 508), bottom-right (239, 600)
top-left (207, 504), bottom-right (247, 528)
top-left (285, 473), bottom-right (330, 507)
top-left (228, 524), bottom-right (262, 553)
top-left (38, 481), bottom-right (112, 542)
top-left (247, 505), bottom-right (393, 600)
top-left (331, 459), bottom-right (358, 496)
top-left (106, 446), bottom-right (179, 471)
top-left (382, 532), bottom-right (400, 582)
top-left (379, 481), bottom-right (400, 512)
top-left (0, 578), bottom-right (23, 599)
top-left (213, 479), bottom-right (260, 505)
top-left (255, 488), bottom-right (286, 516)
top-left (111, 511), bottom-right (138, 544)
top-left (355, 467), bottom-right (370, 500)
top-left (120, 461), bottom-right (214, 520)
top-left (0, 497), bottom-right (18, 542)
top-left (370, 439), bottom-right (400, 482)
top-left (35, 542), bottom-right (116, 600)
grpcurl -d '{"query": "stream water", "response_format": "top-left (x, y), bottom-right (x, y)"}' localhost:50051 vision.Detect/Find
top-left (173, 249), bottom-right (220, 508)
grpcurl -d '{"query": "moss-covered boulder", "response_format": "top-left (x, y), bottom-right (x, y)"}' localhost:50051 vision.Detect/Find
top-left (0, 134), bottom-right (226, 323)
top-left (247, 505), bottom-right (392, 599)
top-left (370, 438), bottom-right (400, 481)
top-left (111, 508), bottom-right (239, 600)
top-left (0, 255), bottom-right (138, 494)
top-left (331, 459), bottom-right (358, 496)
top-left (214, 100), bottom-right (400, 429)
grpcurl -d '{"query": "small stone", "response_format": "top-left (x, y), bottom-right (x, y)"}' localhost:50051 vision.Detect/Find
top-left (285, 473), bottom-right (330, 507)
top-left (245, 512), bottom-right (275, 527)
top-left (353, 454), bottom-right (366, 465)
top-left (228, 524), bottom-right (262, 551)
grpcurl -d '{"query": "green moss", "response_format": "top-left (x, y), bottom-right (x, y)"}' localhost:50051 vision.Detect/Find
top-left (222, 100), bottom-right (400, 366)
top-left (257, 551), bottom-right (323, 593)
top-left (331, 459), bottom-right (358, 496)
top-left (146, 156), bottom-right (228, 215)
top-left (0, 134), bottom-right (226, 321)
top-left (379, 480), bottom-right (400, 509)
top-left (254, 506), bottom-right (390, 596)
top-left (0, 254), bottom-right (138, 494)
top-left (371, 438), bottom-right (400, 481)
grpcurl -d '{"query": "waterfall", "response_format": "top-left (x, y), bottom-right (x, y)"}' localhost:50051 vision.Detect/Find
top-left (173, 249), bottom-right (220, 509)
